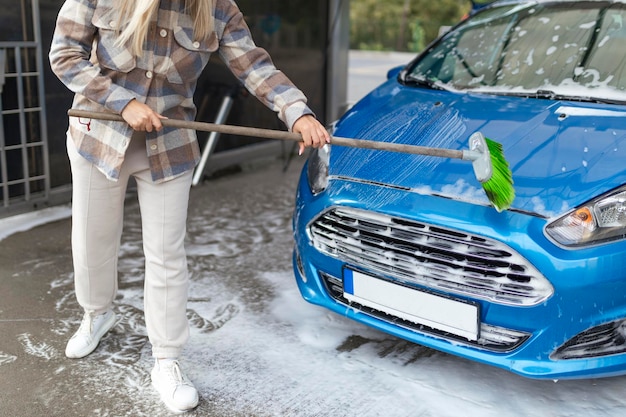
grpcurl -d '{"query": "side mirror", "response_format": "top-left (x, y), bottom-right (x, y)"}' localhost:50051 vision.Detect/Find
top-left (387, 65), bottom-right (404, 80)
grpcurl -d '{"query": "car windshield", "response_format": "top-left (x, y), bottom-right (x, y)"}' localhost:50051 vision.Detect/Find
top-left (405, 1), bottom-right (626, 102)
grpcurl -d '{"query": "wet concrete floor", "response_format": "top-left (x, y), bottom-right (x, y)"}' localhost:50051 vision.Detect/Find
top-left (0, 156), bottom-right (319, 417)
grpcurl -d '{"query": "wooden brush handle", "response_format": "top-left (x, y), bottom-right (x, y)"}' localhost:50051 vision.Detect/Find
top-left (67, 109), bottom-right (464, 159)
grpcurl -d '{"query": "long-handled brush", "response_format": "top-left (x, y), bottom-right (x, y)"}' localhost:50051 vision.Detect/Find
top-left (67, 109), bottom-right (515, 211)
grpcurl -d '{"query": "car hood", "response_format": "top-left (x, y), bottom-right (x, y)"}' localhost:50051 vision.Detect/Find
top-left (330, 81), bottom-right (626, 218)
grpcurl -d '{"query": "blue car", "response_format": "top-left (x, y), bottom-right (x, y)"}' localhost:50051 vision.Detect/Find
top-left (292, 0), bottom-right (626, 379)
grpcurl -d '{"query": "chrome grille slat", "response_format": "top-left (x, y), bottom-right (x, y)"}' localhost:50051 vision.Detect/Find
top-left (324, 215), bottom-right (527, 276)
top-left (309, 207), bottom-right (553, 306)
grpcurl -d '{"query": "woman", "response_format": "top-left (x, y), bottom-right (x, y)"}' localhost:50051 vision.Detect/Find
top-left (49, 0), bottom-right (329, 412)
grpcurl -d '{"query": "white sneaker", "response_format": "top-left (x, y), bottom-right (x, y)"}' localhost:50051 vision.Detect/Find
top-left (151, 359), bottom-right (199, 413)
top-left (65, 309), bottom-right (116, 359)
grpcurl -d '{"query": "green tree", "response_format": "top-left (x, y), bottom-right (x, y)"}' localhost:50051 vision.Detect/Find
top-left (350, 0), bottom-right (472, 52)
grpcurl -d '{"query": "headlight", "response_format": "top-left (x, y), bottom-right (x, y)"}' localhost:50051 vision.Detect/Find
top-left (306, 144), bottom-right (330, 194)
top-left (545, 187), bottom-right (626, 248)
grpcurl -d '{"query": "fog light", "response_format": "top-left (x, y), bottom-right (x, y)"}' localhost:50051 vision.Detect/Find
top-left (551, 319), bottom-right (626, 360)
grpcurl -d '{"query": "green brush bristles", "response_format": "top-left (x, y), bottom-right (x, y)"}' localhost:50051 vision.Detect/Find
top-left (481, 138), bottom-right (515, 212)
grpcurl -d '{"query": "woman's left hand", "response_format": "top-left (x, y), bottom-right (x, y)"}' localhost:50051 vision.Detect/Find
top-left (292, 115), bottom-right (331, 155)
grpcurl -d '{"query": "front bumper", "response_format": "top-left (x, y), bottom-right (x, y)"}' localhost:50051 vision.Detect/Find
top-left (292, 173), bottom-right (626, 379)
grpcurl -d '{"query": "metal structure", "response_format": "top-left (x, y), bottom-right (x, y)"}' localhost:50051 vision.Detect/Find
top-left (0, 0), bottom-right (50, 213)
top-left (192, 84), bottom-right (242, 186)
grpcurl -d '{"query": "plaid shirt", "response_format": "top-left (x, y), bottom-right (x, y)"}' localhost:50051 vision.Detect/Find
top-left (49, 0), bottom-right (313, 182)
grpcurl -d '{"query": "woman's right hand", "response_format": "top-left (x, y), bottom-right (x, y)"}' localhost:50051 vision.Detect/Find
top-left (121, 99), bottom-right (167, 132)
top-left (292, 114), bottom-right (331, 155)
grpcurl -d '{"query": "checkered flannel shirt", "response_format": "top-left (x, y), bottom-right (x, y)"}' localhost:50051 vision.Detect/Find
top-left (49, 0), bottom-right (313, 182)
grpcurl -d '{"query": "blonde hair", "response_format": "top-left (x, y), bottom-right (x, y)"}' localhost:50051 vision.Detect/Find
top-left (115, 0), bottom-right (214, 57)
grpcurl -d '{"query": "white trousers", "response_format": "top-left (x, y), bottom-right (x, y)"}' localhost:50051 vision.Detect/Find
top-left (67, 132), bottom-right (193, 358)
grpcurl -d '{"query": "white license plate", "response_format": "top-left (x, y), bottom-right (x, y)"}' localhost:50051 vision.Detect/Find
top-left (343, 269), bottom-right (480, 341)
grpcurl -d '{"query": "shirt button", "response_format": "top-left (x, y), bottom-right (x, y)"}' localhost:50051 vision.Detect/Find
top-left (146, 71), bottom-right (153, 79)
top-left (150, 144), bottom-right (157, 150)
top-left (192, 41), bottom-right (200, 49)
top-left (160, 29), bottom-right (167, 38)
top-left (109, 21), bottom-right (117, 28)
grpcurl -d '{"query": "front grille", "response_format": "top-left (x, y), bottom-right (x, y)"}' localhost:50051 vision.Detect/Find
top-left (320, 272), bottom-right (530, 352)
top-left (309, 207), bottom-right (553, 306)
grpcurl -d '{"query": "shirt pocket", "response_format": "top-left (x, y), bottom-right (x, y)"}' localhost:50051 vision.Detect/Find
top-left (167, 14), bottom-right (218, 84)
top-left (91, 8), bottom-right (136, 73)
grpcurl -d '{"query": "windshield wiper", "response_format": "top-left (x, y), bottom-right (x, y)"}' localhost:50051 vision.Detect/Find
top-left (402, 74), bottom-right (447, 90)
top-left (486, 89), bottom-right (626, 105)
top-left (513, 89), bottom-right (582, 101)
top-left (534, 90), bottom-right (626, 105)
